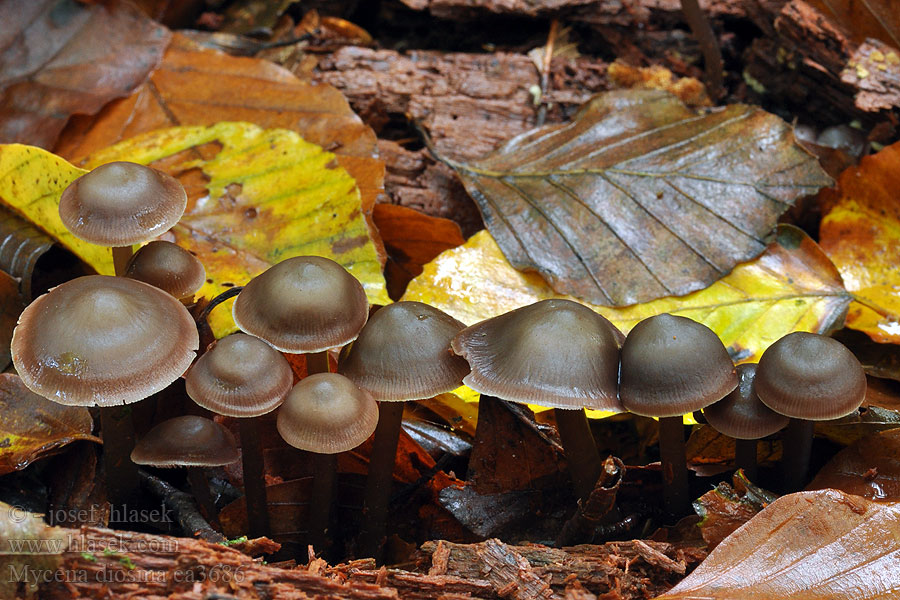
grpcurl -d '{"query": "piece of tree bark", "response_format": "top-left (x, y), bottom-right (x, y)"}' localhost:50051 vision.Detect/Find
top-left (20, 524), bottom-right (704, 599)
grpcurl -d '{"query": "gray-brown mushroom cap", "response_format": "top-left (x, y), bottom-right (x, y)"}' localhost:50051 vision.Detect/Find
top-left (186, 333), bottom-right (293, 418)
top-left (703, 363), bottom-right (789, 439)
top-left (131, 415), bottom-right (239, 467)
top-left (11, 275), bottom-right (199, 407)
top-left (276, 373), bottom-right (379, 454)
top-left (754, 332), bottom-right (866, 420)
top-left (620, 314), bottom-right (737, 417)
top-left (450, 299), bottom-right (622, 411)
top-left (59, 161), bottom-right (187, 246)
top-left (233, 256), bottom-right (368, 353)
top-left (124, 241), bottom-right (206, 299)
top-left (338, 301), bottom-right (469, 401)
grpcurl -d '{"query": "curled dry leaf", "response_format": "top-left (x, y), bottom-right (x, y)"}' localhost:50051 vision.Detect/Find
top-left (0, 374), bottom-right (99, 476)
top-left (693, 470), bottom-right (778, 551)
top-left (403, 225), bottom-right (851, 364)
top-left (441, 90), bottom-right (832, 306)
top-left (819, 141), bottom-right (900, 343)
top-left (0, 0), bottom-right (170, 149)
top-left (659, 489), bottom-right (900, 599)
top-left (807, 427), bottom-right (900, 501)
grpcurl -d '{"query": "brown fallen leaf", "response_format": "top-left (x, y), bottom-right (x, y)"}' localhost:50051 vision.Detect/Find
top-left (0, 0), bottom-right (170, 148)
top-left (693, 471), bottom-right (777, 550)
top-left (0, 374), bottom-right (100, 476)
top-left (659, 489), bottom-right (900, 599)
top-left (440, 90), bottom-right (832, 306)
top-left (373, 204), bottom-right (466, 300)
top-left (819, 141), bottom-right (900, 344)
top-left (807, 427), bottom-right (900, 501)
top-left (54, 33), bottom-right (383, 217)
top-left (806, 0), bottom-right (900, 48)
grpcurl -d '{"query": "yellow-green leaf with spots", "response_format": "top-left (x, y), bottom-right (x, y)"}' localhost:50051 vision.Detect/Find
top-left (403, 225), bottom-right (851, 365)
top-left (0, 123), bottom-right (390, 335)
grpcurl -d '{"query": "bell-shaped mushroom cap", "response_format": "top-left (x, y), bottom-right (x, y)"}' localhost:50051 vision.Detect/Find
top-left (232, 256), bottom-right (368, 353)
top-left (754, 332), bottom-right (866, 420)
top-left (338, 302), bottom-right (470, 401)
top-left (450, 299), bottom-right (622, 411)
top-left (276, 373), bottom-right (378, 454)
top-left (186, 333), bottom-right (292, 418)
top-left (59, 161), bottom-right (187, 246)
top-left (703, 363), bottom-right (789, 439)
top-left (131, 415), bottom-right (239, 467)
top-left (620, 314), bottom-right (737, 417)
top-left (11, 275), bottom-right (198, 407)
top-left (124, 241), bottom-right (206, 300)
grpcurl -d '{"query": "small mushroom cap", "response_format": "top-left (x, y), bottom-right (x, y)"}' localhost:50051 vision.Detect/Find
top-left (11, 275), bottom-right (198, 407)
top-left (450, 299), bottom-right (622, 411)
top-left (338, 302), bottom-right (470, 401)
top-left (186, 333), bottom-right (293, 418)
top-left (620, 314), bottom-right (737, 417)
top-left (124, 241), bottom-right (206, 299)
top-left (131, 415), bottom-right (239, 467)
top-left (59, 161), bottom-right (187, 246)
top-left (276, 373), bottom-right (379, 454)
top-left (233, 256), bottom-right (368, 353)
top-left (754, 332), bottom-right (866, 420)
top-left (703, 363), bottom-right (789, 439)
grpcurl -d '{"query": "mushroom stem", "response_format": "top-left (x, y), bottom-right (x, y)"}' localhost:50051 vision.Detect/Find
top-left (658, 416), bottom-right (690, 517)
top-left (306, 351), bottom-right (330, 375)
top-left (782, 418), bottom-right (814, 492)
top-left (554, 408), bottom-right (603, 501)
top-left (734, 438), bottom-right (758, 481)
top-left (112, 245), bottom-right (134, 277)
top-left (308, 452), bottom-right (337, 555)
top-left (680, 0), bottom-right (723, 100)
top-left (187, 467), bottom-right (220, 529)
top-left (239, 417), bottom-right (270, 537)
top-left (99, 406), bottom-right (140, 508)
top-left (359, 401), bottom-right (404, 562)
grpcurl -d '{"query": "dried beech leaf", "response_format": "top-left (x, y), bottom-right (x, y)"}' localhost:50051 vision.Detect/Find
top-left (403, 225), bottom-right (851, 364)
top-left (54, 33), bottom-right (383, 216)
top-left (659, 489), bottom-right (900, 599)
top-left (807, 427), bottom-right (900, 501)
top-left (443, 90), bottom-right (832, 306)
top-left (0, 374), bottom-right (99, 476)
top-left (694, 471), bottom-right (777, 550)
top-left (0, 0), bottom-right (170, 148)
top-left (807, 0), bottom-right (900, 47)
top-left (819, 141), bottom-right (900, 343)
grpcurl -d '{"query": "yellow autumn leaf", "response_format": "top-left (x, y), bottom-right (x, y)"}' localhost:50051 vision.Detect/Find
top-left (403, 225), bottom-right (851, 365)
top-left (0, 123), bottom-right (390, 336)
top-left (819, 141), bottom-right (900, 343)
top-left (0, 145), bottom-right (98, 267)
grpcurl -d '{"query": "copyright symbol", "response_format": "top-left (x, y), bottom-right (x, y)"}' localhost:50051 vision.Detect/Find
top-left (9, 506), bottom-right (27, 523)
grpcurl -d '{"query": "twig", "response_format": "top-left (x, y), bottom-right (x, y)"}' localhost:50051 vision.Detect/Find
top-left (139, 470), bottom-right (225, 543)
top-left (680, 0), bottom-right (724, 101)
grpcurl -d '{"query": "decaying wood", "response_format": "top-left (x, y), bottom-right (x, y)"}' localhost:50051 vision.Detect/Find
top-left (313, 47), bottom-right (609, 161)
top-left (17, 525), bottom-right (705, 599)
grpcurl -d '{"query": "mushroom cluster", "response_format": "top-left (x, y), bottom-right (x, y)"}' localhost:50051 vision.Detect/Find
top-left (9, 159), bottom-right (868, 561)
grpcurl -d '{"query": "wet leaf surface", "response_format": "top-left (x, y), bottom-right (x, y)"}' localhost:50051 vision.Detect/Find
top-left (403, 225), bottom-right (852, 364)
top-left (660, 489), bottom-right (900, 599)
top-left (807, 427), bottom-right (900, 501)
top-left (0, 0), bottom-right (170, 149)
top-left (372, 204), bottom-right (466, 300)
top-left (819, 141), bottom-right (900, 344)
top-left (0, 374), bottom-right (99, 476)
top-left (443, 90), bottom-right (831, 306)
